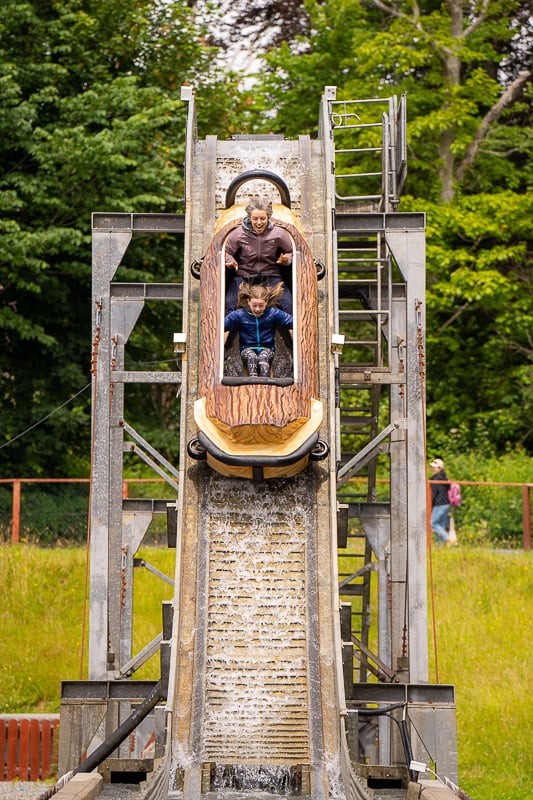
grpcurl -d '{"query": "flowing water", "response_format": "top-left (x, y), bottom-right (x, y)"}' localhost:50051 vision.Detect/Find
top-left (196, 472), bottom-right (317, 768)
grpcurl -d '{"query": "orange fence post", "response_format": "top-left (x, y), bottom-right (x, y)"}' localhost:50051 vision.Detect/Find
top-left (523, 485), bottom-right (531, 551)
top-left (30, 718), bottom-right (41, 780)
top-left (0, 720), bottom-right (5, 780)
top-left (39, 717), bottom-right (59, 779)
top-left (6, 718), bottom-right (18, 780)
top-left (19, 718), bottom-right (30, 779)
top-left (11, 479), bottom-right (20, 544)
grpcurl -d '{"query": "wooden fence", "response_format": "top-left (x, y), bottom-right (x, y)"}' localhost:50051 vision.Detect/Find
top-left (1, 714), bottom-right (60, 781)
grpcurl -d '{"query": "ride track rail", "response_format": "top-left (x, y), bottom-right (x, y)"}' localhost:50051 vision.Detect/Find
top-left (164, 103), bottom-right (346, 799)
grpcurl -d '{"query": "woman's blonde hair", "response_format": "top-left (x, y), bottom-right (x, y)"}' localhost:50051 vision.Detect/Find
top-left (237, 281), bottom-right (285, 308)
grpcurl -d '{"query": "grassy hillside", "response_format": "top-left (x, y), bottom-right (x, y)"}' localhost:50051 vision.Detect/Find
top-left (0, 544), bottom-right (531, 800)
top-left (426, 547), bottom-right (532, 800)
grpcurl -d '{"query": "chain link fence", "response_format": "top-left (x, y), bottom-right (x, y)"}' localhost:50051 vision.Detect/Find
top-left (0, 479), bottom-right (175, 545)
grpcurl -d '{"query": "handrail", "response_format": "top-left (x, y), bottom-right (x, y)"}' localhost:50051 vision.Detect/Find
top-left (1, 476), bottom-right (531, 550)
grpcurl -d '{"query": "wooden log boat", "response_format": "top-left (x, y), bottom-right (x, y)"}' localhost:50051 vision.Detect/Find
top-left (188, 171), bottom-right (328, 481)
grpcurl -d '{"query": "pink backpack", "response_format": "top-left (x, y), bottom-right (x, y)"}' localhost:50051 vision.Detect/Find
top-left (448, 483), bottom-right (462, 507)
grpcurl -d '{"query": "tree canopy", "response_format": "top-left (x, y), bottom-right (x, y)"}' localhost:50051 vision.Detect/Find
top-left (234, 0), bottom-right (533, 454)
top-left (1, 0), bottom-right (532, 475)
top-left (0, 0), bottom-right (231, 475)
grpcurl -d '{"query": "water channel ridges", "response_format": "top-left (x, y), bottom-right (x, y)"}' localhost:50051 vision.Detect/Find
top-left (199, 474), bottom-right (313, 764)
top-left (188, 138), bottom-right (317, 769)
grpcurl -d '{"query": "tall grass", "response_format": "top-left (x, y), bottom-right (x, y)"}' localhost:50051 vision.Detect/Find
top-left (0, 544), bottom-right (174, 711)
top-left (0, 544), bottom-right (531, 799)
top-left (427, 546), bottom-right (533, 800)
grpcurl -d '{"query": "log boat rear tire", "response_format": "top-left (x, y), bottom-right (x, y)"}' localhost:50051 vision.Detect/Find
top-left (187, 438), bottom-right (207, 460)
top-left (310, 439), bottom-right (329, 461)
top-left (190, 258), bottom-right (203, 279)
top-left (315, 259), bottom-right (326, 281)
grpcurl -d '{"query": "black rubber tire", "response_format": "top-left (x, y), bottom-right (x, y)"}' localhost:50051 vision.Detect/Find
top-left (187, 438), bottom-right (207, 460)
top-left (310, 439), bottom-right (329, 461)
top-left (315, 259), bottom-right (326, 281)
top-left (190, 259), bottom-right (202, 279)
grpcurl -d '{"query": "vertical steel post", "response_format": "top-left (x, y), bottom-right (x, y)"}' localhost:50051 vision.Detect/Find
top-left (523, 484), bottom-right (531, 551)
top-left (389, 290), bottom-right (408, 682)
top-left (11, 480), bottom-right (20, 544)
top-left (89, 228), bottom-right (132, 680)
top-left (386, 225), bottom-right (428, 684)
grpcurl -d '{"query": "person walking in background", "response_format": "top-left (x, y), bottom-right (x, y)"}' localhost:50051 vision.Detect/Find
top-left (429, 457), bottom-right (451, 544)
top-left (224, 196), bottom-right (293, 314)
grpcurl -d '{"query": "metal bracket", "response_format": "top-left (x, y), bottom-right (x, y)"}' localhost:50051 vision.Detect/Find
top-left (120, 419), bottom-right (180, 491)
top-left (337, 420), bottom-right (406, 485)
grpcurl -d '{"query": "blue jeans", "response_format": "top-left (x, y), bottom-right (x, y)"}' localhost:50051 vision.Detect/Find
top-left (431, 504), bottom-right (450, 543)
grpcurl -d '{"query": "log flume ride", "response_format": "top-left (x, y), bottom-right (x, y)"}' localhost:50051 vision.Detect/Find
top-left (187, 170), bottom-right (329, 481)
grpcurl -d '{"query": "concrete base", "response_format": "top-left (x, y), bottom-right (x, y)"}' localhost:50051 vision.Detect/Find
top-left (55, 774), bottom-right (102, 800)
top-left (407, 779), bottom-right (459, 798)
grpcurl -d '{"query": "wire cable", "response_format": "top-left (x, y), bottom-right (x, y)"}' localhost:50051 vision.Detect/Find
top-left (0, 383), bottom-right (91, 450)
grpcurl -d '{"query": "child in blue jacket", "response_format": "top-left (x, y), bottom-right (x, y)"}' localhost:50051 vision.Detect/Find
top-left (224, 282), bottom-right (293, 377)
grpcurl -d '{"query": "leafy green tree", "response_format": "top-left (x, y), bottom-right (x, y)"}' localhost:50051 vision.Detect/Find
top-left (244, 0), bottom-right (371, 136)
top-left (349, 0), bottom-right (531, 202)
top-left (252, 0), bottom-right (531, 196)
top-left (0, 0), bottom-right (229, 476)
top-left (421, 192), bottom-right (533, 452)
top-left (247, 0), bottom-right (533, 454)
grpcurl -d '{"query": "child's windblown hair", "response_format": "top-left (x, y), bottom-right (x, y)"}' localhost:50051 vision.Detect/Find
top-left (237, 281), bottom-right (285, 308)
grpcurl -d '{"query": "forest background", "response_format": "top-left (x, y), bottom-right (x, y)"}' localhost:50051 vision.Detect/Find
top-left (1, 0), bottom-right (531, 487)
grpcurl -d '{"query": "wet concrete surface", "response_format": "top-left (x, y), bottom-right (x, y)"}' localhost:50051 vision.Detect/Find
top-left (0, 783), bottom-right (140, 800)
top-left (0, 783), bottom-right (50, 800)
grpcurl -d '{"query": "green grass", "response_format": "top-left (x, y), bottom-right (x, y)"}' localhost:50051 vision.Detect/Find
top-left (1, 544), bottom-right (531, 799)
top-left (0, 544), bottom-right (175, 711)
top-left (427, 547), bottom-right (533, 800)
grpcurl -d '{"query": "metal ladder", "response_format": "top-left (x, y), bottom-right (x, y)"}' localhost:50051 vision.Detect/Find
top-left (329, 95), bottom-right (407, 211)
top-left (328, 92), bottom-right (407, 681)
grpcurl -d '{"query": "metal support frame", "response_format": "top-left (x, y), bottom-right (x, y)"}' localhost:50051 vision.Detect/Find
top-left (89, 217), bottom-right (184, 682)
top-left (337, 419), bottom-right (405, 484)
top-left (72, 87), bottom-right (456, 795)
top-left (323, 86), bottom-right (435, 771)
